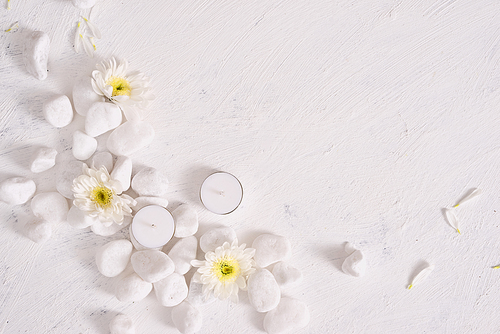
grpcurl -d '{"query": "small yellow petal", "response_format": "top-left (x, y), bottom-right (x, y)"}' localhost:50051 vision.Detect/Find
top-left (493, 266), bottom-right (500, 269)
top-left (407, 284), bottom-right (413, 290)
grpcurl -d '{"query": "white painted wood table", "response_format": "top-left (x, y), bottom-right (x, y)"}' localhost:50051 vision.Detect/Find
top-left (1, 1), bottom-right (500, 333)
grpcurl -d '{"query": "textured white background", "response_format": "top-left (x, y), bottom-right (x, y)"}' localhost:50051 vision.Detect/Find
top-left (1, 0), bottom-right (500, 333)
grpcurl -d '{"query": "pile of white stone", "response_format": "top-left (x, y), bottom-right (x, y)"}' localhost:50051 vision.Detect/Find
top-left (5, 52), bottom-right (312, 332)
top-left (100, 225), bottom-right (309, 334)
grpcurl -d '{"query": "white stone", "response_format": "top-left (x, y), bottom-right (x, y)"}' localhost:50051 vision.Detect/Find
top-left (23, 31), bottom-right (49, 80)
top-left (131, 167), bottom-right (169, 197)
top-left (171, 301), bottom-right (202, 334)
top-left (85, 102), bottom-right (123, 137)
top-left (30, 147), bottom-right (57, 173)
top-left (42, 95), bottom-right (73, 128)
top-left (247, 269), bottom-right (281, 313)
top-left (115, 273), bottom-right (152, 302)
top-left (73, 75), bottom-right (104, 116)
top-left (71, 0), bottom-right (96, 9)
top-left (252, 234), bottom-right (291, 268)
top-left (129, 224), bottom-right (162, 251)
top-left (0, 177), bottom-right (36, 205)
top-left (168, 236), bottom-right (197, 275)
top-left (73, 131), bottom-right (97, 161)
top-left (172, 204), bottom-right (198, 238)
top-left (111, 156), bottom-right (132, 191)
top-left (67, 205), bottom-right (98, 229)
top-left (56, 160), bottom-right (85, 199)
top-left (91, 216), bottom-right (131, 236)
top-left (186, 281), bottom-right (216, 307)
top-left (132, 196), bottom-right (169, 212)
top-left (342, 249), bottom-right (367, 278)
top-left (153, 273), bottom-right (188, 307)
top-left (30, 192), bottom-right (69, 224)
top-left (271, 262), bottom-right (303, 288)
top-left (91, 151), bottom-right (114, 171)
top-left (25, 219), bottom-right (52, 243)
top-left (131, 250), bottom-right (175, 283)
top-left (109, 314), bottom-right (135, 334)
top-left (106, 121), bottom-right (155, 156)
top-left (199, 226), bottom-right (237, 253)
top-left (95, 239), bottom-right (133, 277)
top-left (263, 297), bottom-right (310, 334)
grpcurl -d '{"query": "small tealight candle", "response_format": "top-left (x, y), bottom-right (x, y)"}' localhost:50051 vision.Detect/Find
top-left (200, 172), bottom-right (243, 215)
top-left (131, 205), bottom-right (175, 248)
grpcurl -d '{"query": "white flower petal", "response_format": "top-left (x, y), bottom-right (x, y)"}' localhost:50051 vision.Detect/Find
top-left (454, 188), bottom-right (482, 208)
top-left (445, 208), bottom-right (460, 234)
top-left (82, 16), bottom-right (101, 39)
top-left (80, 35), bottom-right (95, 58)
top-left (408, 264), bottom-right (435, 290)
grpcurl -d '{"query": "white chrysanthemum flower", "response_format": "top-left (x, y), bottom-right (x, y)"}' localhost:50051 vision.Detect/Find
top-left (72, 165), bottom-right (135, 224)
top-left (91, 57), bottom-right (154, 121)
top-left (191, 239), bottom-right (256, 303)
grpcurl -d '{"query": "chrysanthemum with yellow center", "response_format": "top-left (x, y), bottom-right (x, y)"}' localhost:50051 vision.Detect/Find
top-left (191, 239), bottom-right (256, 303)
top-left (72, 165), bottom-right (135, 225)
top-left (91, 57), bottom-right (154, 121)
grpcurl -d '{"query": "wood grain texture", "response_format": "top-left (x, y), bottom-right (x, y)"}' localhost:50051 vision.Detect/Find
top-left (1, 0), bottom-right (500, 333)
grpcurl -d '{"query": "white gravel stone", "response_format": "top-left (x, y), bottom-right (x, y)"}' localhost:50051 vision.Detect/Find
top-left (85, 102), bottom-right (122, 137)
top-left (0, 177), bottom-right (36, 205)
top-left (72, 131), bottom-right (97, 161)
top-left (56, 160), bottom-right (85, 199)
top-left (91, 216), bottom-right (131, 236)
top-left (95, 239), bottom-right (133, 277)
top-left (131, 250), bottom-right (175, 283)
top-left (23, 31), bottom-right (49, 80)
top-left (171, 301), bottom-right (202, 334)
top-left (342, 245), bottom-right (367, 278)
top-left (199, 226), bottom-right (237, 253)
top-left (109, 314), bottom-right (135, 334)
top-left (115, 273), bottom-right (152, 302)
top-left (132, 196), bottom-right (169, 212)
top-left (154, 273), bottom-right (189, 307)
top-left (31, 192), bottom-right (69, 224)
top-left (271, 262), bottom-right (303, 288)
top-left (172, 204), bottom-right (198, 238)
top-left (168, 236), bottom-right (197, 275)
top-left (186, 281), bottom-right (216, 306)
top-left (252, 234), bottom-right (291, 268)
top-left (247, 269), bottom-right (281, 313)
top-left (129, 224), bottom-right (162, 251)
top-left (131, 167), bottom-right (168, 197)
top-left (67, 205), bottom-right (97, 229)
top-left (30, 147), bottom-right (57, 173)
top-left (111, 156), bottom-right (132, 191)
top-left (71, 0), bottom-right (96, 9)
top-left (106, 121), bottom-right (155, 156)
top-left (91, 151), bottom-right (114, 171)
top-left (263, 297), bottom-right (310, 334)
top-left (73, 75), bottom-right (105, 116)
top-left (25, 219), bottom-right (52, 243)
top-left (42, 95), bottom-right (73, 128)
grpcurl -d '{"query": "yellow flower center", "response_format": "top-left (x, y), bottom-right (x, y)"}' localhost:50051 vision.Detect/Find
top-left (106, 76), bottom-right (131, 97)
top-left (91, 186), bottom-right (114, 208)
top-left (212, 256), bottom-right (240, 283)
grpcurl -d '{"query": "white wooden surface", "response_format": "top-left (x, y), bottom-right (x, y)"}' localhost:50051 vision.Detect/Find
top-left (2, 1), bottom-right (500, 333)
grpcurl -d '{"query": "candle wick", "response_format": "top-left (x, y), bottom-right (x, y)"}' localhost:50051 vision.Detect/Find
top-left (219, 190), bottom-right (225, 197)
top-left (151, 224), bottom-right (156, 228)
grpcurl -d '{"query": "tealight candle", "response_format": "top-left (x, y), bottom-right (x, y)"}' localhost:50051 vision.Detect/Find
top-left (200, 172), bottom-right (243, 215)
top-left (131, 205), bottom-right (175, 248)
